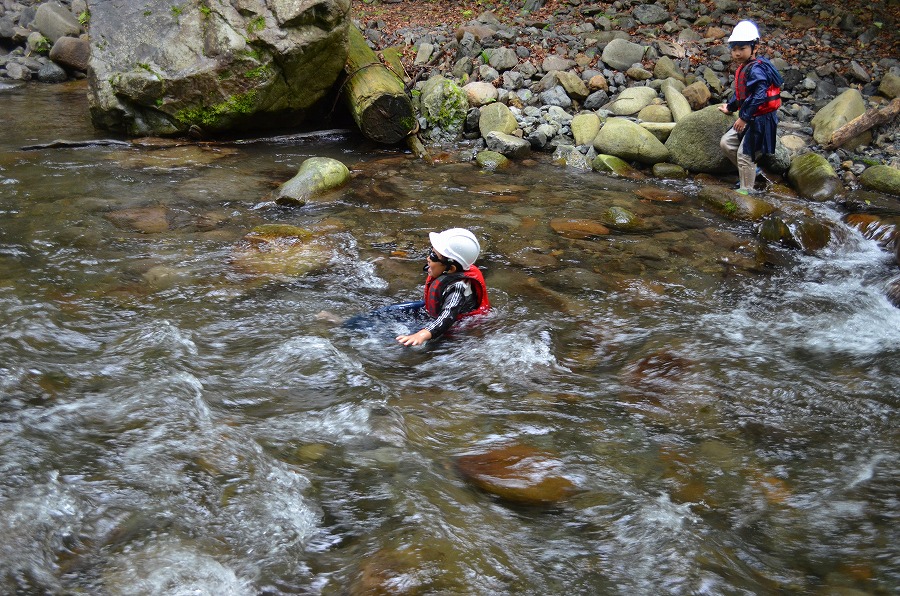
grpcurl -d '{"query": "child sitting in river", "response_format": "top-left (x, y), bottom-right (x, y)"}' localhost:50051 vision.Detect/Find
top-left (395, 228), bottom-right (491, 346)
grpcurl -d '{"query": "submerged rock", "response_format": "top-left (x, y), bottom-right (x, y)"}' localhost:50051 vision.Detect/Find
top-left (104, 205), bottom-right (170, 233)
top-left (550, 218), bottom-right (610, 239)
top-left (456, 443), bottom-right (576, 506)
top-left (230, 224), bottom-right (331, 277)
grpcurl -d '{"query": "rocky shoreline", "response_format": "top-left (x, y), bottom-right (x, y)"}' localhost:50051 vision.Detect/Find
top-left (2, 0), bottom-right (899, 275)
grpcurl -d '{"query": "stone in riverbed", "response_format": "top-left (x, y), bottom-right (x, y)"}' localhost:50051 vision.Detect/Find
top-left (478, 101), bottom-right (518, 138)
top-left (699, 186), bottom-right (776, 221)
top-left (786, 152), bottom-right (843, 201)
top-left (664, 105), bottom-right (734, 173)
top-left (456, 443), bottom-right (576, 506)
top-left (810, 88), bottom-right (869, 149)
top-left (591, 154), bottom-right (646, 179)
top-left (104, 205), bottom-right (170, 233)
top-left (230, 224), bottom-right (331, 277)
top-left (550, 218), bottom-right (610, 239)
top-left (274, 157), bottom-right (350, 206)
top-left (859, 164), bottom-right (900, 197)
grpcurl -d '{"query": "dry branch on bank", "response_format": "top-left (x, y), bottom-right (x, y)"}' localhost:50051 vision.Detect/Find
top-left (825, 98), bottom-right (900, 150)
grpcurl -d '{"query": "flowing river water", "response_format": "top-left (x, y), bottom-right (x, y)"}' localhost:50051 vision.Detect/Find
top-left (1, 81), bottom-right (898, 595)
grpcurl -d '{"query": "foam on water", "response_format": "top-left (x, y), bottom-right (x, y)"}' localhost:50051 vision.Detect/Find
top-left (700, 228), bottom-right (900, 361)
top-left (102, 537), bottom-right (253, 596)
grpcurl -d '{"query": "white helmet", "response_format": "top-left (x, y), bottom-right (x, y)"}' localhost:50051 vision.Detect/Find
top-left (429, 228), bottom-right (481, 270)
top-left (727, 20), bottom-right (760, 44)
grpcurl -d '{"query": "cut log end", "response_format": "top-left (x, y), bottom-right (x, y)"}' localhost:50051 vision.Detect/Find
top-left (359, 94), bottom-right (417, 144)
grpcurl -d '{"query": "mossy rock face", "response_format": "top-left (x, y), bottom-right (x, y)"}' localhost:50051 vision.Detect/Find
top-left (275, 157), bottom-right (350, 206)
top-left (787, 152), bottom-right (843, 201)
top-left (859, 164), bottom-right (900, 197)
top-left (87, 0), bottom-right (350, 135)
top-left (475, 150), bottom-right (510, 170)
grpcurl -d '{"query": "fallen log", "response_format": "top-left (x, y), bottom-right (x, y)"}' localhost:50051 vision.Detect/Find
top-left (825, 97), bottom-right (900, 150)
top-left (21, 139), bottom-right (132, 150)
top-left (343, 24), bottom-right (417, 145)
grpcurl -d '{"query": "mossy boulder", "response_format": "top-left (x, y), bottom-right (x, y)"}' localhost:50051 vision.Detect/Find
top-left (787, 152), bottom-right (843, 201)
top-left (664, 105), bottom-right (734, 173)
top-left (475, 150), bottom-right (510, 170)
top-left (859, 164), bottom-right (900, 197)
top-left (699, 186), bottom-right (777, 220)
top-left (274, 157), bottom-right (350, 206)
top-left (420, 75), bottom-right (470, 142)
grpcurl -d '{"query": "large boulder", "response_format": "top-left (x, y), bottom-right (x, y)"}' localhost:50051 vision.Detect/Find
top-left (664, 105), bottom-right (734, 173)
top-left (593, 117), bottom-right (670, 165)
top-left (87, 0), bottom-right (351, 136)
top-left (787, 152), bottom-right (843, 201)
top-left (810, 89), bottom-right (869, 149)
top-left (859, 164), bottom-right (900, 197)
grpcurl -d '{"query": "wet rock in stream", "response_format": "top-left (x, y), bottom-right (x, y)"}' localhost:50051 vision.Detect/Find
top-left (455, 443), bottom-right (576, 506)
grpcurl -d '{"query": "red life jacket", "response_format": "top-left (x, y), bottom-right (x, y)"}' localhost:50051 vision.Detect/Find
top-left (423, 265), bottom-right (490, 319)
top-left (735, 58), bottom-right (781, 116)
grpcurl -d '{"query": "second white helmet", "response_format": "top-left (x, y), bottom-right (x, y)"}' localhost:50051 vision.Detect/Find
top-left (429, 228), bottom-right (481, 270)
top-left (728, 20), bottom-right (760, 44)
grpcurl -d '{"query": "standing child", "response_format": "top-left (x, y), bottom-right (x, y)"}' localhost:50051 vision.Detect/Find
top-left (718, 20), bottom-right (784, 195)
top-left (396, 228), bottom-right (490, 346)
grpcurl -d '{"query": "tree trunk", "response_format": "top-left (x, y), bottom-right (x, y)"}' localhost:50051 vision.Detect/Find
top-left (343, 25), bottom-right (416, 144)
top-left (825, 97), bottom-right (900, 150)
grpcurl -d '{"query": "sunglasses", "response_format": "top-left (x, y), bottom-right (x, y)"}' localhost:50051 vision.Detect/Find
top-left (428, 249), bottom-right (450, 264)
